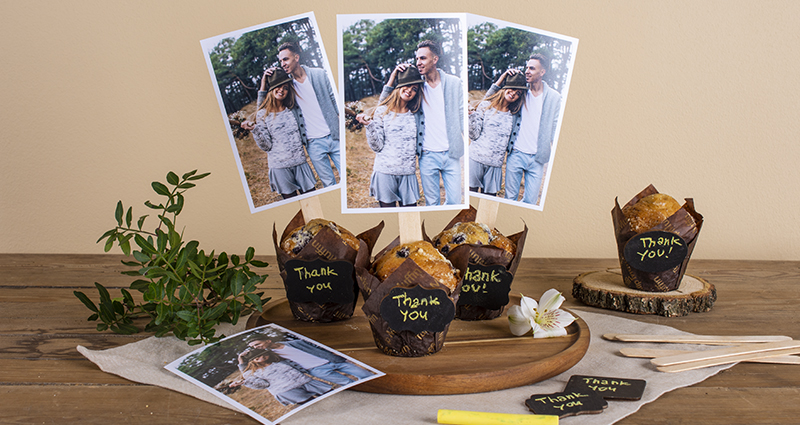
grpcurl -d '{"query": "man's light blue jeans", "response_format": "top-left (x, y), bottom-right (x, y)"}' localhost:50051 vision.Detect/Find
top-left (306, 134), bottom-right (340, 187)
top-left (504, 149), bottom-right (544, 205)
top-left (419, 150), bottom-right (461, 206)
top-left (308, 361), bottom-right (373, 385)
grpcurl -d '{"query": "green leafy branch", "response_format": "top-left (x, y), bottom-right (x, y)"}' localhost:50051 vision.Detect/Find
top-left (74, 170), bottom-right (270, 345)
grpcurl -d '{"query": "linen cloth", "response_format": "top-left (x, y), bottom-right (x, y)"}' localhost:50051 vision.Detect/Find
top-left (78, 308), bottom-right (734, 424)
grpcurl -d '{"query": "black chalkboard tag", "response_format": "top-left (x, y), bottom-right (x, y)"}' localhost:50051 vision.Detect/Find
top-left (379, 286), bottom-right (455, 334)
top-left (526, 390), bottom-right (607, 418)
top-left (456, 263), bottom-right (513, 310)
top-left (284, 258), bottom-right (355, 304)
top-left (623, 230), bottom-right (688, 273)
top-left (565, 375), bottom-right (647, 401)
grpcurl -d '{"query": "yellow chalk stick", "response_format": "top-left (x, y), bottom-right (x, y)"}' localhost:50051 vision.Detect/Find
top-left (437, 409), bottom-right (558, 425)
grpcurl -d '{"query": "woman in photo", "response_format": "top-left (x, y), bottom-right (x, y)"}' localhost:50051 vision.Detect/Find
top-left (468, 73), bottom-right (527, 197)
top-left (237, 350), bottom-right (332, 406)
top-left (360, 66), bottom-right (425, 208)
top-left (250, 68), bottom-right (317, 200)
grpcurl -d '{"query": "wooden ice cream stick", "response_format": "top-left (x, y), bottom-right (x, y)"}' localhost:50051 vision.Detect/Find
top-left (603, 333), bottom-right (792, 345)
top-left (651, 340), bottom-right (800, 368)
top-left (656, 346), bottom-right (800, 372)
top-left (299, 196), bottom-right (324, 221)
top-left (398, 211), bottom-right (422, 245)
top-left (475, 198), bottom-right (500, 229)
top-left (620, 347), bottom-right (800, 365)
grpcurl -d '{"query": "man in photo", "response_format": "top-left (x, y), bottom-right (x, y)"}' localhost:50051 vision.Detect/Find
top-left (486, 53), bottom-right (562, 204)
top-left (378, 40), bottom-right (464, 206)
top-left (254, 42), bottom-right (341, 187)
top-left (245, 336), bottom-right (372, 385)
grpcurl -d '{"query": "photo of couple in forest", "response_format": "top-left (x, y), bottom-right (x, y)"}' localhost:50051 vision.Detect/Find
top-left (340, 14), bottom-right (577, 212)
top-left (167, 324), bottom-right (381, 425)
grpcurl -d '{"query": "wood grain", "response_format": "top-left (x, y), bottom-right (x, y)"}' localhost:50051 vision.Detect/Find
top-left (4, 255), bottom-right (800, 424)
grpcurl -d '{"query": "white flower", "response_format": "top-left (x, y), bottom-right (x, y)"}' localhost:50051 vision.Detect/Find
top-left (508, 289), bottom-right (576, 338)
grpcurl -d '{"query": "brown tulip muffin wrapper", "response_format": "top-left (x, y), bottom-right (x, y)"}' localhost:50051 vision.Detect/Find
top-left (612, 184), bottom-right (704, 292)
top-left (423, 206), bottom-right (527, 320)
top-left (356, 239), bottom-right (465, 357)
top-left (273, 209), bottom-right (384, 322)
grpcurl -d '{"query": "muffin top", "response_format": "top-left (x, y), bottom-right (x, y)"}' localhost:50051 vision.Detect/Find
top-left (281, 218), bottom-right (360, 255)
top-left (622, 193), bottom-right (682, 233)
top-left (372, 240), bottom-right (459, 293)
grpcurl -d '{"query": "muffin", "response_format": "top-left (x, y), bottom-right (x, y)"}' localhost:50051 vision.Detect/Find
top-left (432, 221), bottom-right (516, 257)
top-left (612, 185), bottom-right (704, 292)
top-left (622, 193), bottom-right (684, 234)
top-left (281, 218), bottom-right (360, 255)
top-left (273, 212), bottom-right (384, 323)
top-left (372, 240), bottom-right (459, 293)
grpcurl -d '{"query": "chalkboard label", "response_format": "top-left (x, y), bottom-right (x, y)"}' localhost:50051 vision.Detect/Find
top-left (284, 259), bottom-right (355, 304)
top-left (623, 231), bottom-right (688, 273)
top-left (565, 375), bottom-right (647, 401)
top-left (457, 263), bottom-right (512, 310)
top-left (526, 390), bottom-right (607, 418)
top-left (379, 286), bottom-right (454, 334)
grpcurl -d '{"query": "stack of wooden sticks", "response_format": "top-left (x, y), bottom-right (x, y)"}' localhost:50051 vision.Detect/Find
top-left (604, 333), bottom-right (800, 372)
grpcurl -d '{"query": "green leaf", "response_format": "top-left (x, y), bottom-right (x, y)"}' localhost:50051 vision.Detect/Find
top-left (115, 201), bottom-right (124, 226)
top-left (250, 259), bottom-right (269, 268)
top-left (152, 181), bottom-right (170, 196)
top-left (177, 182), bottom-right (196, 189)
top-left (134, 234), bottom-right (156, 255)
top-left (103, 235), bottom-right (115, 252)
top-left (188, 339), bottom-right (203, 346)
top-left (144, 200), bottom-right (163, 210)
top-left (181, 170), bottom-right (198, 180)
top-left (231, 254), bottom-right (240, 267)
top-left (119, 237), bottom-right (131, 256)
top-left (166, 171), bottom-right (180, 186)
top-left (74, 291), bottom-right (99, 312)
top-left (245, 247), bottom-right (255, 262)
top-left (175, 310), bottom-right (195, 322)
top-left (203, 301), bottom-right (228, 321)
top-left (95, 282), bottom-right (112, 304)
top-left (116, 323), bottom-right (140, 335)
top-left (137, 215), bottom-right (148, 230)
top-left (186, 172), bottom-right (210, 181)
top-left (133, 250), bottom-right (150, 263)
top-left (97, 323), bottom-right (109, 332)
top-left (120, 288), bottom-right (135, 309)
top-left (125, 207), bottom-right (133, 228)
top-left (96, 229), bottom-right (117, 244)
top-left (130, 279), bottom-right (150, 292)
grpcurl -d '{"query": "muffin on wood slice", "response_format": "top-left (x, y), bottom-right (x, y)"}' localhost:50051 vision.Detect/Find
top-left (432, 222), bottom-right (516, 257)
top-left (622, 193), bottom-right (684, 234)
top-left (372, 240), bottom-right (459, 293)
top-left (281, 218), bottom-right (360, 255)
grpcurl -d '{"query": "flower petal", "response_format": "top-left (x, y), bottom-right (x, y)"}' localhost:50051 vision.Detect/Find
top-left (519, 294), bottom-right (539, 315)
top-left (536, 309), bottom-right (576, 332)
top-left (533, 327), bottom-right (568, 339)
top-left (507, 305), bottom-right (533, 336)
top-left (537, 289), bottom-right (565, 312)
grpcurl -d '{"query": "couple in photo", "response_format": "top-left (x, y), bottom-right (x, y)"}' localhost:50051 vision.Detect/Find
top-left (243, 42), bottom-right (340, 200)
top-left (230, 336), bottom-right (372, 406)
top-left (470, 53), bottom-right (562, 204)
top-left (357, 39), bottom-right (464, 208)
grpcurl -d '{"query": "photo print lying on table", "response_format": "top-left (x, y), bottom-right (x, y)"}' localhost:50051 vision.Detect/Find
top-left (466, 14), bottom-right (578, 211)
top-left (338, 13), bottom-right (469, 213)
top-left (200, 12), bottom-right (342, 213)
top-left (165, 323), bottom-right (384, 425)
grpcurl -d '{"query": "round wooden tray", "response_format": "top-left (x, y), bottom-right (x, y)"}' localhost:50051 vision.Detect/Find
top-left (247, 295), bottom-right (590, 395)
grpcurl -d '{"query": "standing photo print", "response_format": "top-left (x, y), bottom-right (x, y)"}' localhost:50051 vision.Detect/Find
top-left (467, 14), bottom-right (577, 210)
top-left (338, 14), bottom-right (469, 212)
top-left (201, 13), bottom-right (342, 213)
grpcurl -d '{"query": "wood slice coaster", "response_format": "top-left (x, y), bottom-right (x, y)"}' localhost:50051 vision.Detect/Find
top-left (572, 269), bottom-right (716, 317)
top-left (247, 295), bottom-right (590, 395)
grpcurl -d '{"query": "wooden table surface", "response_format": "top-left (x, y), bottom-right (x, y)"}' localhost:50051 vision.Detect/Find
top-left (2, 254), bottom-right (799, 424)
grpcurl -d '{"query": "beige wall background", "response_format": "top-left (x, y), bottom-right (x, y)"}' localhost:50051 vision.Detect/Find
top-left (2, 0), bottom-right (799, 260)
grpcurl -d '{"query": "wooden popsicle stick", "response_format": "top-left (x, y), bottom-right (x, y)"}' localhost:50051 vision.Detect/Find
top-left (651, 340), bottom-right (800, 367)
top-left (620, 347), bottom-right (800, 365)
top-left (657, 346), bottom-right (800, 372)
top-left (475, 198), bottom-right (500, 229)
top-left (398, 211), bottom-right (422, 245)
top-left (299, 196), bottom-right (324, 221)
top-left (603, 333), bottom-right (792, 345)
